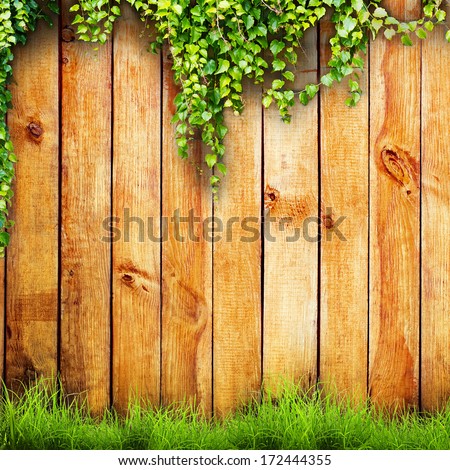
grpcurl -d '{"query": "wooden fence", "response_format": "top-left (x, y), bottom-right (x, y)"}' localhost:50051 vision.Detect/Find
top-left (1, 0), bottom-right (449, 415)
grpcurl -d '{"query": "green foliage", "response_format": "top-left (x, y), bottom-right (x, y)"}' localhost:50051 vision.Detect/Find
top-left (0, 1), bottom-right (449, 253)
top-left (67, 0), bottom-right (448, 197)
top-left (1, 380), bottom-right (450, 449)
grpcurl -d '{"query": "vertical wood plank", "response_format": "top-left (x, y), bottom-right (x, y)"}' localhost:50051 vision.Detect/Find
top-left (112, 4), bottom-right (161, 411)
top-left (60, 1), bottom-right (111, 413)
top-left (263, 30), bottom-right (318, 393)
top-left (421, 3), bottom-right (450, 411)
top-left (6, 17), bottom-right (59, 390)
top-left (161, 48), bottom-right (212, 412)
top-left (320, 17), bottom-right (369, 402)
top-left (214, 82), bottom-right (261, 415)
top-left (369, 0), bottom-right (421, 410)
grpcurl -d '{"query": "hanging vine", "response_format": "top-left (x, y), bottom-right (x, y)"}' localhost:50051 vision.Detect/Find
top-left (0, 0), bottom-right (449, 254)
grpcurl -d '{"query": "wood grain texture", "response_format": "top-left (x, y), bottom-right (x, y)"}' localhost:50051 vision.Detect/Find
top-left (213, 81), bottom-right (262, 415)
top-left (263, 29), bottom-right (318, 393)
top-left (6, 17), bottom-right (59, 391)
top-left (112, 4), bottom-right (161, 411)
top-left (369, 0), bottom-right (421, 410)
top-left (421, 3), bottom-right (450, 411)
top-left (4, 1), bottom-right (450, 415)
top-left (161, 47), bottom-right (212, 412)
top-left (320, 16), bottom-right (368, 402)
top-left (60, 0), bottom-right (111, 413)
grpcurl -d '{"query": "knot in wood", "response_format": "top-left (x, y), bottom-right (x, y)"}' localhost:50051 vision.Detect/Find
top-left (62, 27), bottom-right (75, 42)
top-left (381, 148), bottom-right (411, 188)
top-left (27, 122), bottom-right (43, 138)
top-left (264, 185), bottom-right (280, 210)
top-left (122, 274), bottom-right (134, 283)
top-left (323, 214), bottom-right (334, 229)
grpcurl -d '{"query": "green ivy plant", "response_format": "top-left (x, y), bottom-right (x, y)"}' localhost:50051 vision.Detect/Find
top-left (0, 0), bottom-right (449, 255)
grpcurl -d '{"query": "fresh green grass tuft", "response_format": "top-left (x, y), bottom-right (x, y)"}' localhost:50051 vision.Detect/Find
top-left (1, 382), bottom-right (450, 450)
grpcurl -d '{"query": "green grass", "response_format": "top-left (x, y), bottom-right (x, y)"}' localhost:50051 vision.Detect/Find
top-left (1, 382), bottom-right (450, 450)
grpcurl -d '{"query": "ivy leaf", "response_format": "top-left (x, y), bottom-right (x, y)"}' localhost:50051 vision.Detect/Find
top-left (415, 28), bottom-right (427, 40)
top-left (423, 4), bottom-right (434, 17)
top-left (351, 0), bottom-right (364, 12)
top-left (385, 16), bottom-right (399, 26)
top-left (424, 21), bottom-right (434, 32)
top-left (352, 56), bottom-right (364, 69)
top-left (321, 74), bottom-right (334, 87)
top-left (0, 232), bottom-right (10, 247)
top-left (340, 50), bottom-right (351, 63)
top-left (299, 91), bottom-right (309, 106)
top-left (351, 92), bottom-right (361, 105)
top-left (446, 31), bottom-right (450, 43)
top-left (262, 94), bottom-right (273, 108)
top-left (203, 59), bottom-right (216, 75)
top-left (384, 29), bottom-right (396, 40)
top-left (270, 39), bottom-right (285, 57)
top-left (345, 97), bottom-right (355, 107)
top-left (340, 65), bottom-right (353, 76)
top-left (202, 111), bottom-right (212, 121)
top-left (244, 15), bottom-right (254, 30)
top-left (435, 10), bottom-right (446, 22)
top-left (401, 35), bottom-right (413, 46)
top-left (343, 17), bottom-right (357, 33)
top-left (282, 71), bottom-right (295, 82)
top-left (176, 123), bottom-right (187, 135)
top-left (407, 21), bottom-right (417, 32)
top-left (272, 79), bottom-right (284, 90)
top-left (305, 84), bottom-right (319, 99)
top-left (216, 163), bottom-right (227, 175)
top-left (348, 79), bottom-right (359, 92)
top-left (72, 14), bottom-right (84, 24)
top-left (205, 154), bottom-right (217, 168)
top-left (216, 59), bottom-right (230, 74)
top-left (218, 0), bottom-right (230, 9)
top-left (217, 124), bottom-right (228, 139)
top-left (370, 19), bottom-right (383, 33)
top-left (272, 58), bottom-right (286, 71)
top-left (373, 8), bottom-right (387, 18)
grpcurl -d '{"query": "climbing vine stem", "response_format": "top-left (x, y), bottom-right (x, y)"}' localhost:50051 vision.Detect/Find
top-left (0, 0), bottom-right (449, 254)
